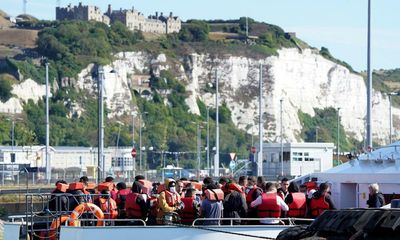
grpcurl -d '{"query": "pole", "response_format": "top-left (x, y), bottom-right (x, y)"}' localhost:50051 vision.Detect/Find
top-left (206, 107), bottom-right (210, 176)
top-left (11, 119), bottom-right (15, 183)
top-left (280, 99), bottom-right (283, 177)
top-left (139, 114), bottom-right (142, 171)
top-left (197, 124), bottom-right (201, 180)
top-left (45, 61), bottom-right (50, 184)
top-left (366, 0), bottom-right (372, 149)
top-left (316, 127), bottom-right (319, 142)
top-left (132, 112), bottom-right (136, 178)
top-left (257, 63), bottom-right (264, 177)
top-left (214, 70), bottom-right (220, 177)
top-left (97, 65), bottom-right (104, 183)
top-left (337, 108), bottom-right (341, 164)
top-left (389, 95), bottom-right (392, 144)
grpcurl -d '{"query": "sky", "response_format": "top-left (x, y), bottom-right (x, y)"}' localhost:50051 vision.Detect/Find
top-left (1, 0), bottom-right (399, 72)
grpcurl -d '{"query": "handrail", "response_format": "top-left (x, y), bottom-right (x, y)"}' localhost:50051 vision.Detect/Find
top-left (191, 217), bottom-right (314, 226)
top-left (65, 218), bottom-right (147, 226)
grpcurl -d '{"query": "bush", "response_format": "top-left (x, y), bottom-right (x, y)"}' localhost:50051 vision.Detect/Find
top-left (0, 74), bottom-right (14, 102)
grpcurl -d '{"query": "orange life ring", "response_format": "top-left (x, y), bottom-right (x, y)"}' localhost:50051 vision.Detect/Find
top-left (69, 203), bottom-right (104, 227)
top-left (49, 215), bottom-right (69, 240)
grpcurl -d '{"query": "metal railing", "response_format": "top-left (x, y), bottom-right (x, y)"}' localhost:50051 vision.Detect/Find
top-left (192, 217), bottom-right (314, 226)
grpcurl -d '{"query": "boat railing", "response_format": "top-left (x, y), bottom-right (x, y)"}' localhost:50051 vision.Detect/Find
top-left (191, 217), bottom-right (314, 226)
top-left (65, 218), bottom-right (147, 226)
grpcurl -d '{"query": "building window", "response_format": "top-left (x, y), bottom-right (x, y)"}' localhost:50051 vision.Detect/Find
top-left (292, 152), bottom-right (303, 161)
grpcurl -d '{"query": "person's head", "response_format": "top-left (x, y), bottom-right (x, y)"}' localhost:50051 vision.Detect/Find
top-left (185, 188), bottom-right (196, 198)
top-left (55, 180), bottom-right (67, 186)
top-left (247, 176), bottom-right (257, 187)
top-left (134, 175), bottom-right (145, 181)
top-left (176, 180), bottom-right (184, 193)
top-left (207, 183), bottom-right (218, 190)
top-left (101, 189), bottom-right (110, 199)
top-left (238, 176), bottom-right (247, 187)
top-left (369, 183), bottom-right (379, 195)
top-left (319, 182), bottom-right (330, 193)
top-left (131, 181), bottom-right (143, 194)
top-left (105, 176), bottom-right (114, 183)
top-left (264, 182), bottom-right (277, 193)
top-left (164, 178), bottom-right (176, 193)
top-left (280, 178), bottom-right (289, 191)
top-left (79, 176), bottom-right (89, 185)
top-left (180, 177), bottom-right (188, 181)
top-left (116, 182), bottom-right (127, 190)
top-left (299, 184), bottom-right (307, 193)
top-left (219, 177), bottom-right (229, 187)
top-left (203, 177), bottom-right (213, 186)
top-left (288, 182), bottom-right (299, 193)
top-left (257, 176), bottom-right (265, 188)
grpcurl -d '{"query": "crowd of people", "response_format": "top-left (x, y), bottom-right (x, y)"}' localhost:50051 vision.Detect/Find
top-left (47, 175), bottom-right (340, 225)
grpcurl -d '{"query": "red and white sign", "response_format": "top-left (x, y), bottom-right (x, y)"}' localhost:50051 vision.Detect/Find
top-left (131, 147), bottom-right (137, 158)
top-left (229, 153), bottom-right (236, 160)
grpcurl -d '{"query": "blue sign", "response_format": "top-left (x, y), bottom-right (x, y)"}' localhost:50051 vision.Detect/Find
top-left (229, 160), bottom-right (236, 170)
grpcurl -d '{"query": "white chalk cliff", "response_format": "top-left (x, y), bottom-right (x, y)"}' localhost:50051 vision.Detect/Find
top-left (1, 48), bottom-right (397, 145)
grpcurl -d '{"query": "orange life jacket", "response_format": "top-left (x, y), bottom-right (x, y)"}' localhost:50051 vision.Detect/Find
top-left (246, 186), bottom-right (262, 205)
top-left (125, 192), bottom-right (143, 218)
top-left (287, 193), bottom-right (306, 217)
top-left (204, 189), bottom-right (224, 201)
top-left (99, 198), bottom-right (118, 219)
top-left (55, 183), bottom-right (68, 193)
top-left (180, 197), bottom-right (196, 224)
top-left (258, 193), bottom-right (281, 218)
top-left (164, 190), bottom-right (181, 207)
top-left (116, 189), bottom-right (131, 210)
top-left (310, 193), bottom-right (329, 218)
top-left (98, 182), bottom-right (115, 192)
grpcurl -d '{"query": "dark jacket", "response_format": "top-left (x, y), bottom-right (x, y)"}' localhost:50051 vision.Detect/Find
top-left (48, 190), bottom-right (69, 212)
top-left (223, 191), bottom-right (247, 225)
top-left (367, 192), bottom-right (385, 208)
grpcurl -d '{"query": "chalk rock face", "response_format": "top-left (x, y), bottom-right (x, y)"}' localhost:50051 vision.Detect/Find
top-left (5, 48), bottom-right (395, 145)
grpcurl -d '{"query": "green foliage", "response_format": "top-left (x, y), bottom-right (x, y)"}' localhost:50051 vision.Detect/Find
top-left (179, 20), bottom-right (210, 42)
top-left (0, 74), bottom-right (14, 102)
top-left (298, 108), bottom-right (353, 151)
top-left (238, 17), bottom-right (255, 31)
top-left (36, 20), bottom-right (142, 79)
top-left (319, 47), bottom-right (355, 72)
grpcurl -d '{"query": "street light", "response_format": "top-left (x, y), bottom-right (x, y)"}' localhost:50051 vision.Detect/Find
top-left (44, 59), bottom-right (50, 184)
top-left (315, 126), bottom-right (320, 142)
top-left (388, 92), bottom-right (400, 144)
top-left (337, 107), bottom-right (341, 164)
top-left (280, 98), bottom-right (283, 177)
top-left (139, 112), bottom-right (148, 171)
top-left (206, 107), bottom-right (210, 176)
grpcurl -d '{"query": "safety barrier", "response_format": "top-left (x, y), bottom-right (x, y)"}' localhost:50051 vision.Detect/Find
top-left (192, 217), bottom-right (314, 226)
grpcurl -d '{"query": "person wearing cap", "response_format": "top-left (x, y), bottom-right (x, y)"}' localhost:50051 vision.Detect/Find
top-left (309, 182), bottom-right (336, 218)
top-left (157, 178), bottom-right (183, 222)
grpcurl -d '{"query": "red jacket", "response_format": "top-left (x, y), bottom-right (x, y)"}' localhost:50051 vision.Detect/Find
top-left (98, 198), bottom-right (118, 219)
top-left (287, 193), bottom-right (306, 217)
top-left (125, 192), bottom-right (143, 218)
top-left (257, 193), bottom-right (281, 218)
top-left (310, 194), bottom-right (329, 218)
top-left (180, 197), bottom-right (196, 224)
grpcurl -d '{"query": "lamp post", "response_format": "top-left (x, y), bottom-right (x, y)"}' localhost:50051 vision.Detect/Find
top-left (197, 123), bottom-right (201, 180)
top-left (139, 112), bottom-right (148, 171)
top-left (131, 111), bottom-right (136, 179)
top-left (257, 63), bottom-right (264, 177)
top-left (97, 65), bottom-right (105, 183)
top-left (388, 92), bottom-right (400, 144)
top-left (366, 0), bottom-right (372, 150)
top-left (280, 98), bottom-right (283, 177)
top-left (337, 107), bottom-right (341, 164)
top-left (315, 126), bottom-right (320, 142)
top-left (214, 70), bottom-right (220, 177)
top-left (45, 60), bottom-right (50, 185)
top-left (206, 107), bottom-right (210, 176)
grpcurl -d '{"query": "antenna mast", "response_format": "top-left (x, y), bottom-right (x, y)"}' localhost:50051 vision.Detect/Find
top-left (23, 0), bottom-right (27, 15)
